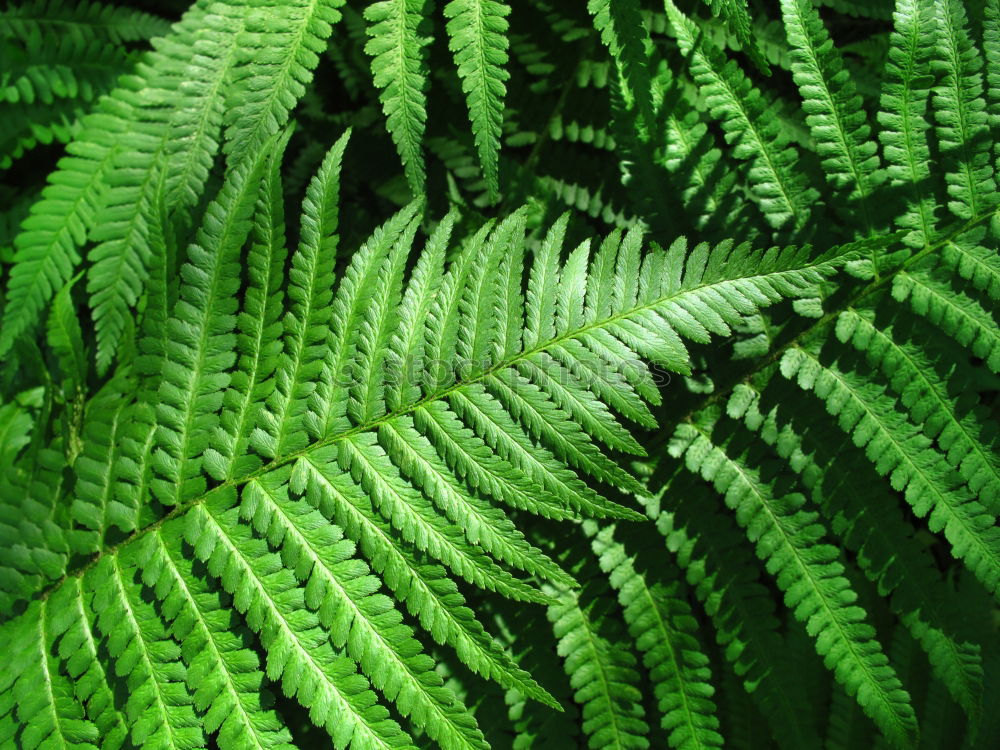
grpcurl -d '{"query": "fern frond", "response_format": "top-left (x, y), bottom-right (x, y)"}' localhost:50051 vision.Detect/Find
top-left (70, 381), bottom-right (135, 553)
top-left (664, 0), bottom-right (817, 231)
top-left (1, 32), bottom-right (129, 106)
top-left (46, 274), bottom-right (86, 399)
top-left (730, 378), bottom-right (985, 723)
top-left (48, 577), bottom-right (129, 747)
top-left (587, 0), bottom-right (654, 129)
top-left (364, 0), bottom-right (432, 192)
top-left (0, 436), bottom-right (70, 613)
top-left (212, 129), bottom-right (293, 482)
top-left (87, 552), bottom-right (204, 748)
top-left (779, 0), bottom-right (883, 229)
top-left (650, 480), bottom-right (825, 750)
top-left (939, 228), bottom-right (1000, 299)
top-left (892, 266), bottom-right (1000, 373)
top-left (138, 523), bottom-right (296, 750)
top-left (836, 306), bottom-right (1000, 510)
top-left (241, 468), bottom-right (491, 750)
top-left (254, 130), bottom-right (350, 461)
top-left (339, 430), bottom-right (549, 605)
top-left (877, 0), bottom-right (937, 249)
top-left (656, 80), bottom-right (741, 233)
top-left (984, 0), bottom-right (1000, 137)
top-left (0, 129), bottom-right (115, 357)
top-left (781, 343), bottom-right (1000, 595)
top-left (378, 416), bottom-right (573, 587)
top-left (443, 0), bottom-right (511, 201)
top-left (329, 203), bottom-right (421, 433)
top-left (698, 0), bottom-right (769, 73)
top-left (0, 113), bottom-right (882, 750)
top-left (292, 449), bottom-right (555, 707)
top-left (11, 599), bottom-right (100, 750)
top-left (668, 410), bottom-right (919, 747)
top-left (411, 398), bottom-right (576, 520)
top-left (549, 567), bottom-right (650, 749)
top-left (150, 134), bottom-right (276, 508)
top-left (930, 0), bottom-right (998, 220)
top-left (86, 161), bottom-right (165, 374)
top-left (186, 491), bottom-right (415, 749)
top-left (592, 525), bottom-right (724, 750)
top-left (0, 1), bottom-right (243, 364)
top-left (223, 0), bottom-right (345, 166)
top-left (0, 0), bottom-right (169, 44)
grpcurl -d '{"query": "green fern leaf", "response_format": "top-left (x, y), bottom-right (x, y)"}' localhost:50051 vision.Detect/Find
top-left (137, 523), bottom-right (296, 750)
top-left (699, 0), bottom-right (770, 74)
top-left (892, 266), bottom-right (1000, 372)
top-left (242, 467), bottom-right (491, 750)
top-left (46, 273), bottom-right (87, 398)
top-left (48, 578), bottom-right (129, 748)
top-left (588, 0), bottom-right (654, 129)
top-left (292, 449), bottom-right (556, 706)
top-left (549, 571), bottom-right (650, 749)
top-left (254, 130), bottom-right (351, 460)
top-left (443, 0), bottom-right (511, 201)
top-left (87, 553), bottom-right (204, 748)
top-left (669, 409), bottom-right (919, 747)
top-left (650, 480), bottom-right (825, 749)
top-left (593, 525), bottom-right (725, 750)
top-left (0, 0), bottom-right (169, 45)
top-left (730, 376), bottom-right (985, 724)
top-left (186, 490), bottom-right (415, 749)
top-left (223, 0), bottom-right (345, 165)
top-left (13, 599), bottom-right (101, 750)
top-left (781, 343), bottom-right (1000, 596)
top-left (364, 0), bottom-right (432, 192)
top-left (877, 0), bottom-right (937, 248)
top-left (150, 132), bottom-right (277, 507)
top-left (664, 0), bottom-right (817, 231)
top-left (836, 306), bottom-right (1000, 511)
top-left (0, 0), bottom-right (243, 365)
top-left (780, 0), bottom-right (883, 229)
top-left (930, 0), bottom-right (998, 220)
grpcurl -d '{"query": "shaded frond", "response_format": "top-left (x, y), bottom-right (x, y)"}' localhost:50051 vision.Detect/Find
top-left (592, 525), bottom-right (724, 750)
top-left (781, 343), bottom-right (1000, 596)
top-left (668, 409), bottom-right (918, 747)
top-left (779, 0), bottom-right (882, 228)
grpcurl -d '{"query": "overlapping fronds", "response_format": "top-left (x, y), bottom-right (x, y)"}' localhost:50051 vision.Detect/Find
top-left (0, 0), bottom-right (236, 364)
top-left (3, 0), bottom-right (1000, 747)
top-left (0, 124), bottom-right (845, 748)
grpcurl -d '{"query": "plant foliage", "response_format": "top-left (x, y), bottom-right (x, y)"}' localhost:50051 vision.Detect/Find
top-left (0, 1), bottom-right (998, 749)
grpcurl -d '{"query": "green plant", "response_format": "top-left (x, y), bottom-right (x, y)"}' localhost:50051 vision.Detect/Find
top-left (0, 0), bottom-right (998, 748)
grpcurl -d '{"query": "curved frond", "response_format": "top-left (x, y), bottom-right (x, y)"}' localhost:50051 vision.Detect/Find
top-left (781, 343), bottom-right (1000, 595)
top-left (664, 0), bottom-right (817, 231)
top-left (549, 569), bottom-right (649, 749)
top-left (930, 0), bottom-right (997, 220)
